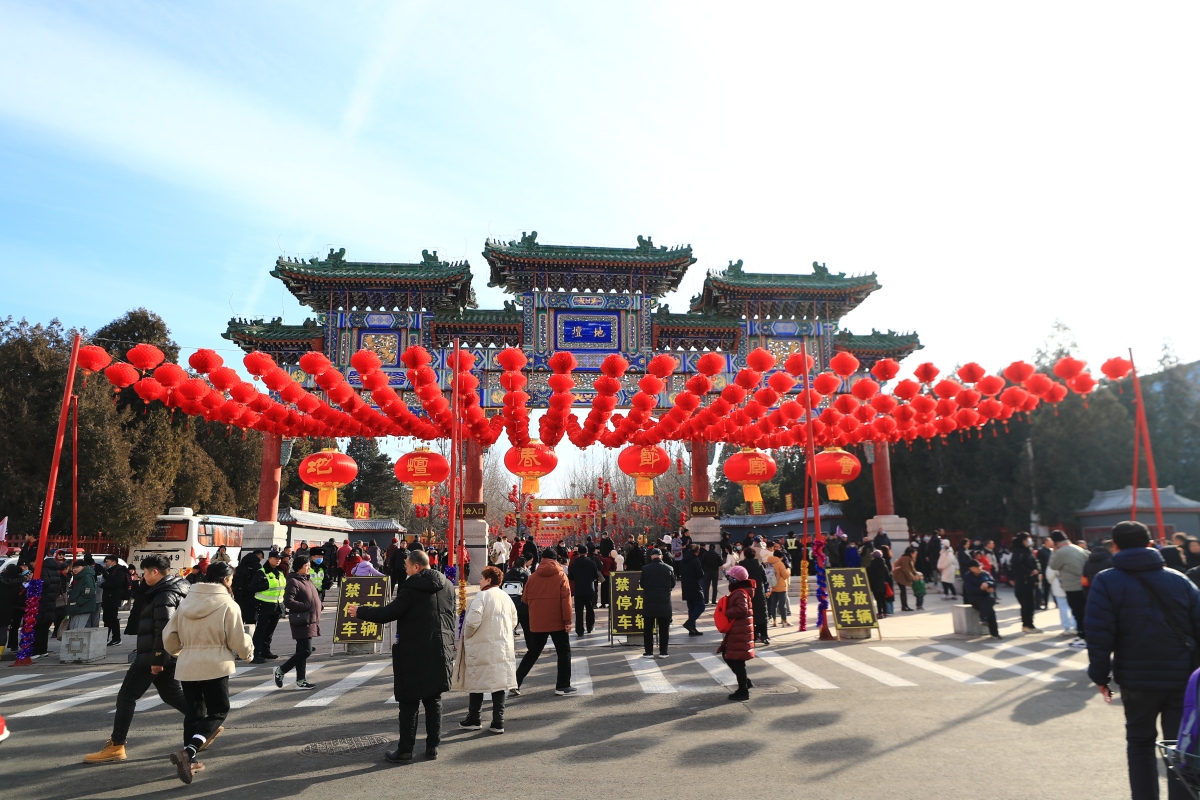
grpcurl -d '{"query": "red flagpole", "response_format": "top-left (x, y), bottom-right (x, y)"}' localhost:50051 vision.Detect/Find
top-left (71, 394), bottom-right (79, 563)
top-left (446, 338), bottom-right (461, 569)
top-left (1130, 389), bottom-right (1140, 521)
top-left (32, 334), bottom-right (81, 580)
top-left (1129, 350), bottom-right (1166, 542)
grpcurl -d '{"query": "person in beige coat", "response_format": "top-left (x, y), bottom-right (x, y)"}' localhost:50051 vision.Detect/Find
top-left (162, 562), bottom-right (253, 784)
top-left (452, 566), bottom-right (518, 734)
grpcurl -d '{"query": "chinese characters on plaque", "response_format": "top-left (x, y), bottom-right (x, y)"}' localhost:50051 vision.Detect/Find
top-left (332, 576), bottom-right (388, 643)
top-left (825, 567), bottom-right (880, 631)
top-left (608, 571), bottom-right (646, 636)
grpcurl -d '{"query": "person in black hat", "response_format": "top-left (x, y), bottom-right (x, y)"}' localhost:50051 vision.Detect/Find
top-left (248, 549), bottom-right (286, 663)
top-left (962, 559), bottom-right (1000, 638)
top-left (639, 548), bottom-right (676, 658)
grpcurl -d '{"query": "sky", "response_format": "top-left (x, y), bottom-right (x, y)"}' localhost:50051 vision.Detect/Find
top-left (2, 2), bottom-right (1197, 491)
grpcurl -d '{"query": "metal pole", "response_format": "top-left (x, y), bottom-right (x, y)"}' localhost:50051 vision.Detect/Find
top-left (1129, 351), bottom-right (1166, 541)
top-left (71, 394), bottom-right (79, 562)
top-left (32, 334), bottom-right (81, 579)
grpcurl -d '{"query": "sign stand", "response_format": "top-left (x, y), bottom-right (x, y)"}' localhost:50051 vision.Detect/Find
top-left (824, 567), bottom-right (882, 642)
top-left (607, 571), bottom-right (644, 648)
top-left (331, 576), bottom-right (390, 654)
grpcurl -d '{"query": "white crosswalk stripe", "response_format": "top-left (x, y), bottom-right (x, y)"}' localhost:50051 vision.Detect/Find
top-left (811, 649), bottom-right (917, 687)
top-left (125, 665), bottom-right (259, 713)
top-left (229, 664), bottom-right (325, 709)
top-left (0, 671), bottom-right (114, 705)
top-left (929, 644), bottom-right (1063, 682)
top-left (571, 656), bottom-right (594, 695)
top-left (0, 673), bottom-right (42, 689)
top-left (623, 654), bottom-right (676, 693)
top-left (11, 682), bottom-right (123, 717)
top-left (296, 662), bottom-right (388, 708)
top-left (690, 653), bottom-right (737, 687)
top-left (871, 646), bottom-right (993, 684)
top-left (983, 642), bottom-right (1084, 669)
top-left (757, 650), bottom-right (837, 689)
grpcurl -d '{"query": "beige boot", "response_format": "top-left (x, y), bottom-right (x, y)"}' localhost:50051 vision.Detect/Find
top-left (83, 739), bottom-right (127, 764)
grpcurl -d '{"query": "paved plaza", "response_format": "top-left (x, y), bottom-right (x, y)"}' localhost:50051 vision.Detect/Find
top-left (0, 582), bottom-right (1141, 800)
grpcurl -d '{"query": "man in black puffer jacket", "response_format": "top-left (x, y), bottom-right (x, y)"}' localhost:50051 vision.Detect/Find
top-left (639, 549), bottom-right (676, 657)
top-left (1087, 521), bottom-right (1200, 800)
top-left (33, 556), bottom-right (66, 658)
top-left (84, 554), bottom-right (190, 764)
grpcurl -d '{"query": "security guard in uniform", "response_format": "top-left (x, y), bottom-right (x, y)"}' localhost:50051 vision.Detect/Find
top-left (310, 549), bottom-right (329, 602)
top-left (785, 531), bottom-right (801, 571)
top-left (250, 549), bottom-right (286, 663)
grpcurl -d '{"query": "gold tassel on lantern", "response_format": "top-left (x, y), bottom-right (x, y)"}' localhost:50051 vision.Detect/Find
top-left (742, 484), bottom-right (763, 503)
top-left (522, 477), bottom-right (540, 494)
top-left (413, 486), bottom-right (431, 505)
top-left (826, 484), bottom-right (849, 502)
top-left (318, 488), bottom-right (337, 509)
top-left (636, 478), bottom-right (654, 496)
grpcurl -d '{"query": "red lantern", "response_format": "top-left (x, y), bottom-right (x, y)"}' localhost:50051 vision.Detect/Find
top-left (504, 441), bottom-right (558, 494)
top-left (1101, 357), bottom-right (1133, 382)
top-left (188, 349), bottom-right (223, 374)
top-left (78, 345), bottom-right (112, 375)
top-left (395, 448), bottom-right (450, 505)
top-left (829, 352), bottom-right (860, 378)
top-left (618, 445), bottom-right (671, 496)
top-left (871, 358), bottom-right (900, 382)
top-left (723, 447), bottom-right (777, 504)
top-left (126, 343), bottom-right (165, 372)
top-left (298, 449), bottom-right (358, 512)
top-left (104, 362), bottom-right (139, 393)
top-left (1053, 356), bottom-right (1086, 381)
top-left (809, 447), bottom-right (862, 502)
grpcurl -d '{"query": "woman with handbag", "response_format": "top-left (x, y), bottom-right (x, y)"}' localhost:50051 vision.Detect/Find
top-left (866, 549), bottom-right (891, 619)
top-left (274, 555), bottom-right (322, 691)
top-left (893, 546), bottom-right (921, 612)
top-left (453, 566), bottom-right (518, 734)
top-left (718, 565), bottom-right (756, 702)
top-left (162, 561), bottom-right (254, 784)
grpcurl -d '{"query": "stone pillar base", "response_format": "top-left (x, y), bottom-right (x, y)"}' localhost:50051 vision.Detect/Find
top-left (837, 627), bottom-right (872, 641)
top-left (865, 515), bottom-right (910, 544)
top-left (684, 516), bottom-right (721, 544)
top-left (462, 519), bottom-right (489, 577)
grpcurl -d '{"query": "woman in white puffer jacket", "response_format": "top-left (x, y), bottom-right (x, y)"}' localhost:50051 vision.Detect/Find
top-left (937, 541), bottom-right (959, 598)
top-left (451, 566), bottom-right (518, 734)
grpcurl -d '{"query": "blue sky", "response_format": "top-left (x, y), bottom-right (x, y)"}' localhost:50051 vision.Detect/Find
top-left (2, 4), bottom-right (1197, 413)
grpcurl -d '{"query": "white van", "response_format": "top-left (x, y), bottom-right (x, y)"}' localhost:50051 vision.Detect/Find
top-left (128, 507), bottom-right (254, 575)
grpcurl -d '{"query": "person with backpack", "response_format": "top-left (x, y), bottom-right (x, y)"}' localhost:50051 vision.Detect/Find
top-left (1087, 520), bottom-right (1200, 800)
top-left (717, 565), bottom-right (756, 701)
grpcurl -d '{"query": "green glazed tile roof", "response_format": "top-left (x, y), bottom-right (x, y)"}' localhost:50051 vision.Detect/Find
top-left (834, 329), bottom-right (922, 354)
top-left (272, 247), bottom-right (471, 282)
top-left (706, 260), bottom-right (880, 292)
top-left (430, 309), bottom-right (523, 326)
top-left (652, 310), bottom-right (742, 330)
top-left (223, 317), bottom-right (324, 342)
top-left (484, 231), bottom-right (694, 265)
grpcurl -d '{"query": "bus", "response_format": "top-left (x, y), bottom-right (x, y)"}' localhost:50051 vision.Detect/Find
top-left (128, 507), bottom-right (255, 575)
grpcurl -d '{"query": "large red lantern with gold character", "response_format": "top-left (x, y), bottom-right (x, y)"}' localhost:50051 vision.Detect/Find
top-left (298, 448), bottom-right (359, 513)
top-left (723, 447), bottom-right (778, 503)
top-left (617, 445), bottom-right (670, 496)
top-left (395, 448), bottom-right (451, 505)
top-left (504, 441), bottom-right (558, 494)
top-left (809, 447), bottom-right (862, 502)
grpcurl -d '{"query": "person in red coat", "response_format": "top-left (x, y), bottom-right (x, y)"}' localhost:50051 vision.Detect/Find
top-left (718, 565), bottom-right (756, 701)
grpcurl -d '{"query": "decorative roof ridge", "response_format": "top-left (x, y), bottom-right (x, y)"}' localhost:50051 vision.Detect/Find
top-left (274, 247), bottom-right (470, 271)
top-left (708, 259), bottom-right (879, 285)
top-left (430, 308), bottom-right (523, 323)
top-left (484, 231), bottom-right (693, 257)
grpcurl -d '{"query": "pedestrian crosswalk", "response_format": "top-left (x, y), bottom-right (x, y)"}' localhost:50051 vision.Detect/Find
top-left (0, 638), bottom-right (1090, 719)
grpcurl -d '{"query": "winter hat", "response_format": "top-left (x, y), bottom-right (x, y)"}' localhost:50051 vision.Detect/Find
top-left (967, 559), bottom-right (981, 568)
top-left (727, 565), bottom-right (749, 581)
top-left (648, 548), bottom-right (662, 557)
top-left (1049, 531), bottom-right (1068, 543)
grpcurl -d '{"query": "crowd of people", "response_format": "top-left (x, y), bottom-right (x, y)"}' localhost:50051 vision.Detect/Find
top-left (9, 521), bottom-right (1200, 796)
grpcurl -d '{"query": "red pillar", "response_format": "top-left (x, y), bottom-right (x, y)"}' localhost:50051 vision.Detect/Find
top-left (464, 439), bottom-right (484, 503)
top-left (691, 438), bottom-right (710, 502)
top-left (257, 433), bottom-right (282, 522)
top-left (872, 441), bottom-right (895, 516)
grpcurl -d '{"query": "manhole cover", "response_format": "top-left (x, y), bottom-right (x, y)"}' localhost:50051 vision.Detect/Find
top-left (301, 734), bottom-right (391, 757)
top-left (753, 682), bottom-right (799, 695)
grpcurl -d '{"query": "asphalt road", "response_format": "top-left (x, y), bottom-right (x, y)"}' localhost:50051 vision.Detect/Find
top-left (0, 584), bottom-right (1153, 800)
